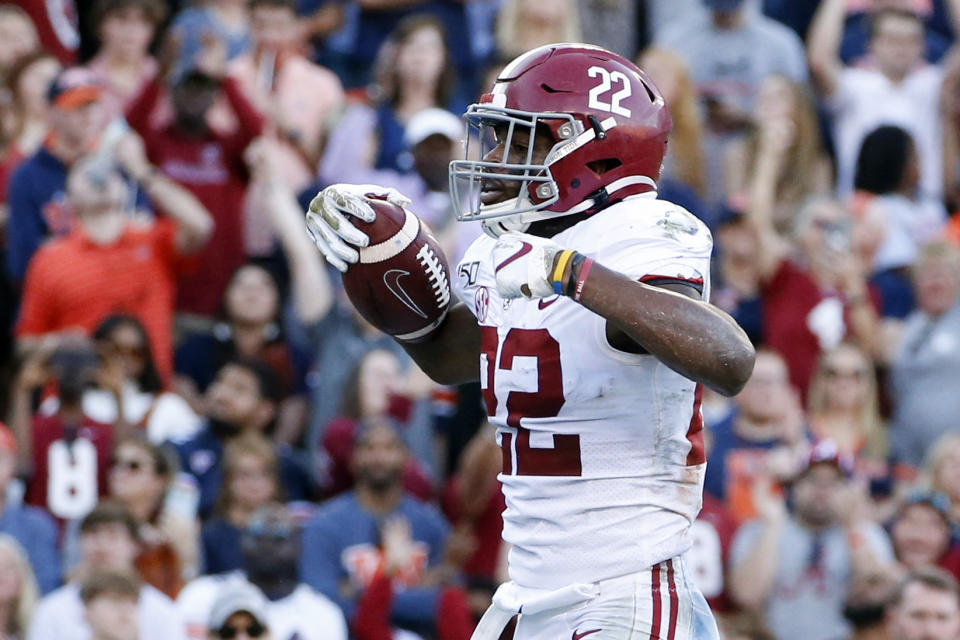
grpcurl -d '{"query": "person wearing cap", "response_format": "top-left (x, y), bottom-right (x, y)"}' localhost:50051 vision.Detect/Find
top-left (728, 440), bottom-right (895, 639)
top-left (0, 421), bottom-right (60, 594)
top-left (123, 32), bottom-right (264, 317)
top-left (656, 0), bottom-right (807, 199)
top-left (318, 106), bottom-right (462, 234)
top-left (5, 67), bottom-right (103, 284)
top-left (177, 504), bottom-right (346, 640)
top-left (27, 501), bottom-right (187, 640)
top-left (14, 131), bottom-right (214, 382)
top-left (206, 582), bottom-right (272, 640)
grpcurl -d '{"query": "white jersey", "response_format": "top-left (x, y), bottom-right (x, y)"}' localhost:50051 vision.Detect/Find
top-left (453, 193), bottom-right (713, 589)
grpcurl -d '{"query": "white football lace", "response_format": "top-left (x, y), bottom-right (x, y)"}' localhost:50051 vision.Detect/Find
top-left (417, 244), bottom-right (450, 309)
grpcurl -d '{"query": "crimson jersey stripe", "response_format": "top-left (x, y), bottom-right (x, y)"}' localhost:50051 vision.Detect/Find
top-left (650, 562), bottom-right (662, 639)
top-left (685, 384), bottom-right (706, 466)
top-left (666, 560), bottom-right (679, 639)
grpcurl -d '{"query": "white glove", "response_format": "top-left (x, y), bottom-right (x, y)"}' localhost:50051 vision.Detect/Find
top-left (491, 232), bottom-right (565, 299)
top-left (305, 184), bottom-right (412, 272)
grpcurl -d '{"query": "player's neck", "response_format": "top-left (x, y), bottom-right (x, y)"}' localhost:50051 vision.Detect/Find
top-left (355, 483), bottom-right (403, 515)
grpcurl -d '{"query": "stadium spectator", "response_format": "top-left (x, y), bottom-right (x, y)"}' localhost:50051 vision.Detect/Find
top-left (0, 534), bottom-right (39, 639)
top-left (710, 206), bottom-right (765, 345)
top-left (576, 0), bottom-right (636, 59)
top-left (84, 0), bottom-right (165, 121)
top-left (806, 343), bottom-right (886, 463)
top-left (229, 0), bottom-right (344, 257)
top-left (887, 241), bottom-right (960, 467)
top-left (728, 441), bottom-right (896, 640)
top-left (926, 431), bottom-right (960, 524)
top-left (0, 52), bottom-right (61, 198)
top-left (27, 502), bottom-right (186, 640)
top-left (14, 137), bottom-right (214, 381)
top-left (890, 489), bottom-right (954, 571)
top-left (657, 0), bottom-right (807, 200)
top-left (637, 47), bottom-right (707, 198)
top-left (852, 125), bottom-right (946, 319)
top-left (107, 437), bottom-right (197, 597)
top-left (4, 67), bottom-right (104, 284)
top-left (746, 193), bottom-right (881, 397)
top-left (703, 349), bottom-right (806, 512)
top-left (0, 423), bottom-right (58, 594)
top-left (168, 0), bottom-right (251, 77)
top-left (203, 581), bottom-right (272, 640)
top-left (0, 7), bottom-right (39, 78)
top-left (808, 0), bottom-right (960, 201)
top-left (201, 434), bottom-right (281, 575)
top-left (321, 106), bottom-right (463, 234)
top-left (124, 35), bottom-right (264, 317)
top-left (494, 0), bottom-right (582, 62)
top-left (725, 74), bottom-right (831, 233)
top-left (842, 562), bottom-right (901, 639)
top-left (173, 357), bottom-right (313, 519)
top-left (87, 315), bottom-right (202, 445)
top-left (176, 138), bottom-right (331, 446)
top-left (886, 567), bottom-right (960, 640)
top-left (79, 571), bottom-right (141, 640)
top-left (336, 15), bottom-right (455, 176)
top-left (12, 338), bottom-right (114, 522)
top-left (179, 504), bottom-right (347, 640)
top-left (839, 0), bottom-right (955, 65)
top-left (321, 349), bottom-right (435, 499)
top-left (300, 422), bottom-right (454, 637)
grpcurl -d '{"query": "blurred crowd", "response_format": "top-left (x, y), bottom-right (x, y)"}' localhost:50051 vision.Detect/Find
top-left (0, 0), bottom-right (959, 639)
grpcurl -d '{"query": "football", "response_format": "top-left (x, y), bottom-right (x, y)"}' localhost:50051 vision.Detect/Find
top-left (341, 197), bottom-right (451, 342)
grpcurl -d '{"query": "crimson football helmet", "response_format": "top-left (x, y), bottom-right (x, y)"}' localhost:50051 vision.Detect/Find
top-left (449, 43), bottom-right (672, 237)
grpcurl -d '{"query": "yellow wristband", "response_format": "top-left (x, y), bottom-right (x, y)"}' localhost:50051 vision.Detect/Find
top-left (551, 249), bottom-right (575, 294)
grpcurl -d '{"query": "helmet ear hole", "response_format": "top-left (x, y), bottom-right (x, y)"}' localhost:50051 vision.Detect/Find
top-left (586, 158), bottom-right (622, 177)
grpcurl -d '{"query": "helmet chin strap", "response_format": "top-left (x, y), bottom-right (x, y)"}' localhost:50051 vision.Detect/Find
top-left (480, 174), bottom-right (658, 238)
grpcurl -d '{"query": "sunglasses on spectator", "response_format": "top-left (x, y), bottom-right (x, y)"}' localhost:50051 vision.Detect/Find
top-left (218, 622), bottom-right (266, 639)
top-left (110, 457), bottom-right (147, 472)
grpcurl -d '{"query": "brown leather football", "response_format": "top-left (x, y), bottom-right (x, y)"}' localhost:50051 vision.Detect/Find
top-left (341, 197), bottom-right (451, 342)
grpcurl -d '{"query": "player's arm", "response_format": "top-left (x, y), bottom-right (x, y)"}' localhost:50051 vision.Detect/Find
top-left (397, 303), bottom-right (481, 385)
top-left (493, 234), bottom-right (755, 397)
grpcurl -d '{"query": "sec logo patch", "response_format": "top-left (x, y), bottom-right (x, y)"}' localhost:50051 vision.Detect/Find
top-left (474, 286), bottom-right (490, 322)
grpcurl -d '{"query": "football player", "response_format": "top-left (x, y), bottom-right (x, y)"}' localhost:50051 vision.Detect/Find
top-left (306, 44), bottom-right (755, 639)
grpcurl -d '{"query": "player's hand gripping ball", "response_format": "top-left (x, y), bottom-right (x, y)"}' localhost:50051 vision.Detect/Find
top-left (306, 184), bottom-right (451, 342)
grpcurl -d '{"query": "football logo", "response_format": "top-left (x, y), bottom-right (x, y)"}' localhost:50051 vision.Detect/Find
top-left (474, 286), bottom-right (490, 322)
top-left (383, 269), bottom-right (428, 318)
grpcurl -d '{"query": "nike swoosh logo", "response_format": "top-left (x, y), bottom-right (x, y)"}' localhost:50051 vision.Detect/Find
top-left (538, 295), bottom-right (559, 309)
top-left (494, 241), bottom-right (532, 272)
top-left (383, 269), bottom-right (427, 318)
top-left (572, 629), bottom-right (602, 640)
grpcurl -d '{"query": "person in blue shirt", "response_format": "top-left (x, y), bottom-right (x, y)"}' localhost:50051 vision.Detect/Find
top-left (5, 68), bottom-right (103, 284)
top-left (173, 356), bottom-right (313, 519)
top-left (300, 422), bottom-right (452, 635)
top-left (0, 423), bottom-right (60, 593)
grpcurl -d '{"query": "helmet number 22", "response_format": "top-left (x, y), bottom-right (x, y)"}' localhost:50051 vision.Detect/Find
top-left (587, 66), bottom-right (632, 118)
top-left (480, 326), bottom-right (581, 477)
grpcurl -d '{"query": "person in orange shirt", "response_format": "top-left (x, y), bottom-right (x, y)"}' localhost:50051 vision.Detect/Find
top-left (15, 129), bottom-right (213, 381)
